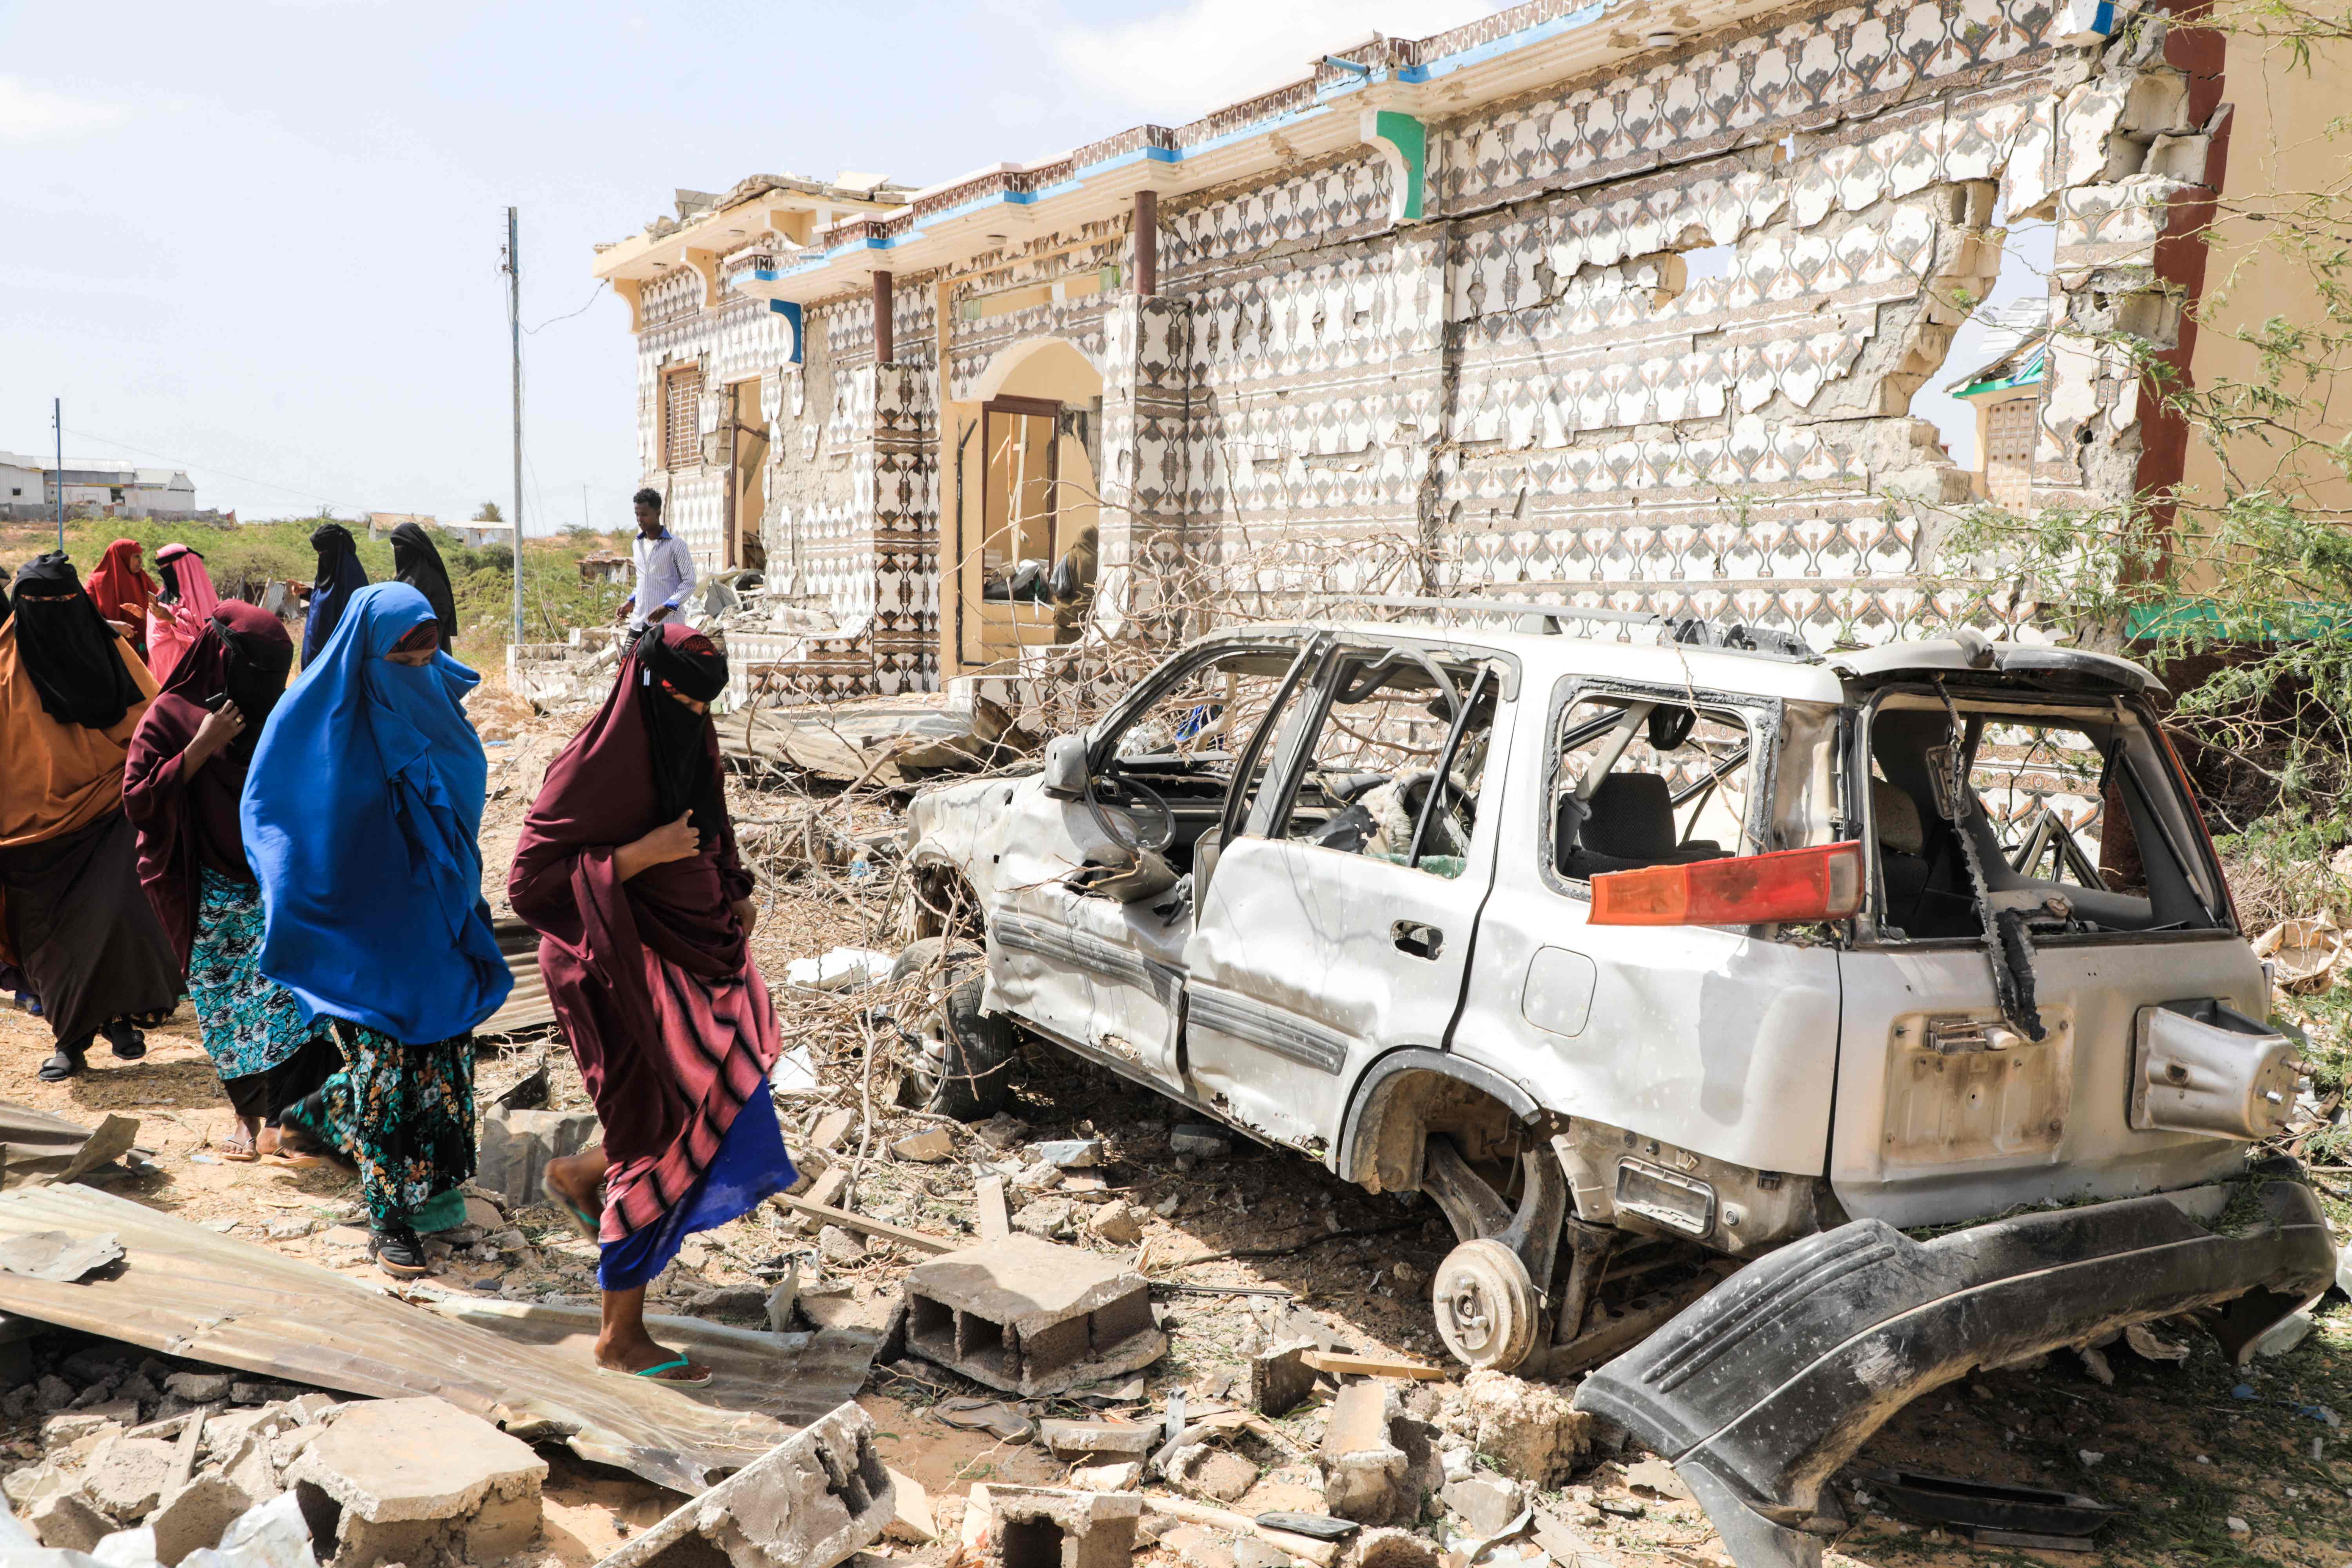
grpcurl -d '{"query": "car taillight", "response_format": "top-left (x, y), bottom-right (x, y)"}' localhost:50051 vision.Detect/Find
top-left (1589, 842), bottom-right (1865, 926)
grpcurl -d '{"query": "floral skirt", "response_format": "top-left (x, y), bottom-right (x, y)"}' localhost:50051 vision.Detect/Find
top-left (189, 870), bottom-right (338, 1117)
top-left (285, 1022), bottom-right (476, 1231)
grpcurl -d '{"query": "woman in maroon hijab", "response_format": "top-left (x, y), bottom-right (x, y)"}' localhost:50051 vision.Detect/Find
top-left (509, 624), bottom-right (793, 1384)
top-left (123, 604), bottom-right (340, 1160)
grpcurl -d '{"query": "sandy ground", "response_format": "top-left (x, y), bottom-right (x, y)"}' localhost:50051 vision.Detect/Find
top-left (2, 675), bottom-right (2348, 1567)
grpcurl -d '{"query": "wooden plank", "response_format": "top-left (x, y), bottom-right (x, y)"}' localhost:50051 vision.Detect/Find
top-left (775, 1195), bottom-right (958, 1254)
top-left (975, 1175), bottom-right (1010, 1242)
top-left (1300, 1350), bottom-right (1448, 1381)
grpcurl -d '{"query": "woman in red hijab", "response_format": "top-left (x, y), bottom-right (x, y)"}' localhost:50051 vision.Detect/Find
top-left (508, 624), bottom-right (792, 1385)
top-left (83, 540), bottom-right (156, 660)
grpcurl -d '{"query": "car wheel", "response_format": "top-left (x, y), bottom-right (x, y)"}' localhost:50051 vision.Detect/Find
top-left (893, 939), bottom-right (1016, 1121)
top-left (1432, 1237), bottom-right (1539, 1371)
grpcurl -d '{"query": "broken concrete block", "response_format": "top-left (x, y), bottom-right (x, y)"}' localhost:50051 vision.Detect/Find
top-left (30, 1487), bottom-right (113, 1551)
top-left (1169, 1125), bottom-right (1232, 1158)
top-left (1438, 1474), bottom-right (1521, 1536)
top-left (163, 1373), bottom-right (235, 1405)
top-left (818, 1225), bottom-right (868, 1264)
top-left (1250, 1341), bottom-right (1319, 1418)
top-left (1012, 1198), bottom-right (1074, 1240)
top-left (473, 1107), bottom-right (600, 1209)
top-left (891, 1128), bottom-right (954, 1163)
top-left (972, 1113), bottom-right (1031, 1150)
top-left (200, 1489), bottom-right (319, 1568)
top-left (1068, 1461), bottom-right (1144, 1493)
top-left (591, 1399), bottom-right (890, 1568)
top-left (981, 1484), bottom-right (1143, 1568)
top-left (902, 1236), bottom-right (1168, 1398)
top-left (36, 1373), bottom-right (79, 1412)
top-left (151, 1473), bottom-right (255, 1566)
top-left (216, 1434), bottom-right (279, 1510)
top-left (1456, 1369), bottom-right (1589, 1489)
top-left (1347, 1526), bottom-right (1439, 1568)
top-left (2254, 1311), bottom-right (2316, 1358)
top-left (882, 1465), bottom-right (935, 1543)
top-left (45, 1405), bottom-right (136, 1447)
top-left (289, 1395), bottom-right (546, 1566)
top-left (1085, 1201), bottom-right (1143, 1246)
top-left (1319, 1384), bottom-right (1413, 1527)
top-left (1172, 1446), bottom-right (1258, 1504)
top-left (85, 1436), bottom-right (178, 1523)
top-left (1033, 1138), bottom-right (1102, 1169)
top-left (1039, 1420), bottom-right (1158, 1460)
top-left (6, 1459), bottom-right (73, 1509)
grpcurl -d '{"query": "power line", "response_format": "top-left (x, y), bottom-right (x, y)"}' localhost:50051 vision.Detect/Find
top-left (524, 280), bottom-right (607, 334)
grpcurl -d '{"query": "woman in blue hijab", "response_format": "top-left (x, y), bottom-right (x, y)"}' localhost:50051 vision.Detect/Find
top-left (242, 582), bottom-right (511, 1274)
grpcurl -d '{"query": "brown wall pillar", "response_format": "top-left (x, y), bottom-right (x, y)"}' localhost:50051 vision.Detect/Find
top-left (872, 270), bottom-right (895, 364)
top-left (1133, 190), bottom-right (1158, 298)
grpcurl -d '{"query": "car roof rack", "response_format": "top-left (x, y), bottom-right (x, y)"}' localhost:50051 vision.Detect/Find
top-left (1336, 594), bottom-right (1822, 662)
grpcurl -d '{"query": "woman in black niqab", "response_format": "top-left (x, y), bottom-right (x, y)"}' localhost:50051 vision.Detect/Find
top-left (388, 523), bottom-right (459, 652)
top-left (10, 555), bottom-right (144, 730)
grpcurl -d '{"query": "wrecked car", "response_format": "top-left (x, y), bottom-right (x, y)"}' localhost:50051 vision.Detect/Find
top-left (900, 610), bottom-right (2336, 1567)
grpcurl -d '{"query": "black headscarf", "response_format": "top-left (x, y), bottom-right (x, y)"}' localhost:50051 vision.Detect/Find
top-left (8, 554), bottom-right (144, 730)
top-left (636, 625), bottom-right (730, 846)
top-left (304, 523), bottom-right (368, 665)
top-left (388, 523), bottom-right (459, 650)
top-left (156, 548), bottom-right (194, 605)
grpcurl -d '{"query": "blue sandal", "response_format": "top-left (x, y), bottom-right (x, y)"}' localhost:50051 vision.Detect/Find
top-left (541, 1173), bottom-right (601, 1239)
top-left (598, 1355), bottom-right (711, 1388)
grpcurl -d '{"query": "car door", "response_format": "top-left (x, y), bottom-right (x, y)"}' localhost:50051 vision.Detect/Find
top-left (1181, 636), bottom-right (1515, 1151)
top-left (985, 633), bottom-right (1313, 1091)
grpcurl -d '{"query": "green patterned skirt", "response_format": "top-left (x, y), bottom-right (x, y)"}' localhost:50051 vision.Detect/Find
top-left (188, 870), bottom-right (340, 1121)
top-left (284, 1022), bottom-right (476, 1231)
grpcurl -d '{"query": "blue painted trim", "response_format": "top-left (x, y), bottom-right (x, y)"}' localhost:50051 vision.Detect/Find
top-left (1397, 0), bottom-right (1613, 83)
top-left (767, 298), bottom-right (803, 363)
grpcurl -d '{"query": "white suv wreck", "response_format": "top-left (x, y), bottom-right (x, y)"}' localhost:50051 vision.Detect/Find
top-left (901, 608), bottom-right (2335, 1568)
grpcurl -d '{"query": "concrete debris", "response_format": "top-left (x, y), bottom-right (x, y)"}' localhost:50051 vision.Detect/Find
top-left (151, 1475), bottom-right (255, 1566)
top-left (1169, 1126), bottom-right (1233, 1159)
top-left (973, 1114), bottom-right (1032, 1150)
top-left (1040, 1420), bottom-right (1160, 1460)
top-left (1621, 1457), bottom-right (1692, 1501)
top-left (1249, 1341), bottom-right (1320, 1418)
top-left (1084, 1201), bottom-right (1144, 1246)
top-left (1437, 1474), bottom-right (1521, 1536)
top-left (1013, 1199), bottom-right (1075, 1240)
top-left (163, 1373), bottom-right (234, 1404)
top-left (1448, 1370), bottom-right (1591, 1489)
top-left (891, 1128), bottom-right (955, 1163)
top-left (592, 1401), bottom-right (892, 1568)
top-left (1069, 1461), bottom-right (1145, 1493)
top-left (1343, 1526), bottom-right (1439, 1568)
top-left (85, 1436), bottom-right (178, 1523)
top-left (1526, 1505), bottom-right (1610, 1568)
top-left (2253, 1311), bottom-right (2316, 1358)
top-left (902, 1236), bottom-right (1168, 1397)
top-left (980, 1484), bottom-right (1144, 1568)
top-left (31, 1485), bottom-right (114, 1550)
top-left (472, 1106), bottom-right (601, 1209)
top-left (1033, 1139), bottom-right (1103, 1169)
top-left (882, 1465), bottom-right (936, 1543)
top-left (0, 1228), bottom-right (125, 1281)
top-left (1318, 1383), bottom-right (1419, 1527)
top-left (1171, 1445), bottom-right (1259, 1504)
top-left (976, 1175), bottom-right (1012, 1241)
top-left (184, 1490), bottom-right (320, 1568)
top-left (818, 1225), bottom-right (869, 1264)
top-left (289, 1396), bottom-right (546, 1565)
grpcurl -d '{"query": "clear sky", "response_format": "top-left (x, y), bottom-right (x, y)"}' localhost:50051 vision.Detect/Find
top-left (3, 0), bottom-right (2009, 530)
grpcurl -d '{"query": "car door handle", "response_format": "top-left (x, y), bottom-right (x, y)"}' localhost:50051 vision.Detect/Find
top-left (1393, 921), bottom-right (1443, 960)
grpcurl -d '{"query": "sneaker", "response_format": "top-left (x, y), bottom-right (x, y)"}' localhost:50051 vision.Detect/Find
top-left (102, 1022), bottom-right (146, 1061)
top-left (37, 1042), bottom-right (87, 1082)
top-left (369, 1226), bottom-right (431, 1278)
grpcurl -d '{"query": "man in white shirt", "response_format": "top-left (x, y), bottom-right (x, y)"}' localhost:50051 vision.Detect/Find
top-left (616, 488), bottom-right (697, 633)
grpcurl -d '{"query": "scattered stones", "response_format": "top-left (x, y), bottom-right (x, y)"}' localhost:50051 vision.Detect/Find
top-left (1622, 1457), bottom-right (1692, 1501)
top-left (29, 1488), bottom-right (111, 1551)
top-left (902, 1236), bottom-right (1167, 1398)
top-left (148, 1473), bottom-right (253, 1566)
top-left (1170, 1126), bottom-right (1233, 1158)
top-left (474, 1105), bottom-right (601, 1208)
top-left (2227, 1516), bottom-right (2251, 1535)
top-left (291, 1395), bottom-right (548, 1565)
top-left (36, 1373), bottom-right (78, 1413)
top-left (1040, 1421), bottom-right (1160, 1461)
top-left (1250, 1341), bottom-right (1319, 1418)
top-left (1320, 1383), bottom-right (1416, 1526)
top-left (1234, 1536), bottom-right (1296, 1568)
top-left (973, 1113), bottom-right (1032, 1151)
top-left (819, 1225), bottom-right (869, 1265)
top-left (1346, 1526), bottom-right (1439, 1568)
top-left (1068, 1461), bottom-right (1144, 1493)
top-left (45, 1405), bottom-right (136, 1447)
top-left (1085, 1201), bottom-right (1144, 1246)
top-left (684, 1283), bottom-right (774, 1318)
top-left (593, 1400), bottom-right (891, 1568)
top-left (891, 1128), bottom-right (955, 1163)
top-left (1593, 1496), bottom-right (1643, 1519)
top-left (1033, 1139), bottom-right (1103, 1169)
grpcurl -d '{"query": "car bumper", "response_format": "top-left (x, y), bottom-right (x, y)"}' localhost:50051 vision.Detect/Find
top-left (1572, 1172), bottom-right (2337, 1568)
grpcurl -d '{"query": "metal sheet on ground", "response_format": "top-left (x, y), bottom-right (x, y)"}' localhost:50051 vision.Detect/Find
top-left (0, 1103), bottom-right (142, 1186)
top-left (0, 1185), bottom-right (878, 1494)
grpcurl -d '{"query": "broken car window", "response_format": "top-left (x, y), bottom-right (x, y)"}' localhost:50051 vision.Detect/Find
top-left (1551, 693), bottom-right (1754, 882)
top-left (1866, 699), bottom-right (2226, 940)
top-left (1093, 644), bottom-right (1310, 875)
top-left (1271, 649), bottom-right (1497, 878)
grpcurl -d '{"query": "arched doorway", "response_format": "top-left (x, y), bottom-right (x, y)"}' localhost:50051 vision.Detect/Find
top-left (955, 337), bottom-right (1106, 668)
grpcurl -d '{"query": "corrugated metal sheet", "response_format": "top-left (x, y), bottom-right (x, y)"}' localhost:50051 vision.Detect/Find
top-left (0, 1185), bottom-right (877, 1494)
top-left (479, 919), bottom-right (555, 1037)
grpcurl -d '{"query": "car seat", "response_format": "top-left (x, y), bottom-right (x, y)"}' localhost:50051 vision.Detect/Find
top-left (1557, 772), bottom-right (1725, 878)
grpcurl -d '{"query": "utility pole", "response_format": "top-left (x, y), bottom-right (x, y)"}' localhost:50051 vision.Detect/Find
top-left (52, 397), bottom-right (64, 549)
top-left (505, 207), bottom-right (525, 647)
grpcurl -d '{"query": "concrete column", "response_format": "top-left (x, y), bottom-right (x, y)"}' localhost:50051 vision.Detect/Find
top-left (1133, 190), bottom-right (1158, 298)
top-left (872, 271), bottom-right (894, 365)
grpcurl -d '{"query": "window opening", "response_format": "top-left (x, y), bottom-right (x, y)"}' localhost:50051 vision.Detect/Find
top-left (1552, 694), bottom-right (1755, 880)
top-left (661, 364), bottom-right (704, 471)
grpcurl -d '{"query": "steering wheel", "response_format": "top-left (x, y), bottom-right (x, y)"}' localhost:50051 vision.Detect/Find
top-left (1403, 768), bottom-right (1474, 855)
top-left (1085, 763), bottom-right (1178, 855)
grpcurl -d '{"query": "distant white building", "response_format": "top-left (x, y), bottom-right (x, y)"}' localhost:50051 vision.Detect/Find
top-left (366, 512), bottom-right (508, 550)
top-left (0, 452), bottom-right (198, 519)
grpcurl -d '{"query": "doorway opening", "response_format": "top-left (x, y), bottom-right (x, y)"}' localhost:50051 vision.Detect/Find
top-left (726, 378), bottom-right (768, 572)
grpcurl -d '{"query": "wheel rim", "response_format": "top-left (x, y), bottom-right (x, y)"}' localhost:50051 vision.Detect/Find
top-left (1432, 1238), bottom-right (1539, 1371)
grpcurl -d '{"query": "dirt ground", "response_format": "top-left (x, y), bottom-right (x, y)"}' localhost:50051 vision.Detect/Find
top-left (2, 677), bottom-right (2348, 1568)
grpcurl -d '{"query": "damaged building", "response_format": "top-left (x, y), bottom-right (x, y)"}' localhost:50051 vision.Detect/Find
top-left (591, 0), bottom-right (2265, 704)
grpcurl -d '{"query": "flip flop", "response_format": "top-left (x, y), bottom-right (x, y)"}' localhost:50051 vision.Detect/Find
top-left (219, 1131), bottom-right (259, 1163)
top-left (541, 1173), bottom-right (601, 1239)
top-left (598, 1355), bottom-right (712, 1388)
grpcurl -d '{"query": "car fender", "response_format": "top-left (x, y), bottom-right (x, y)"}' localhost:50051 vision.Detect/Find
top-left (1336, 1045), bottom-right (1546, 1187)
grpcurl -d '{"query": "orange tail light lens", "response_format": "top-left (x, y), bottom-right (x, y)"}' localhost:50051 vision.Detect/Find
top-left (1589, 842), bottom-right (1865, 926)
